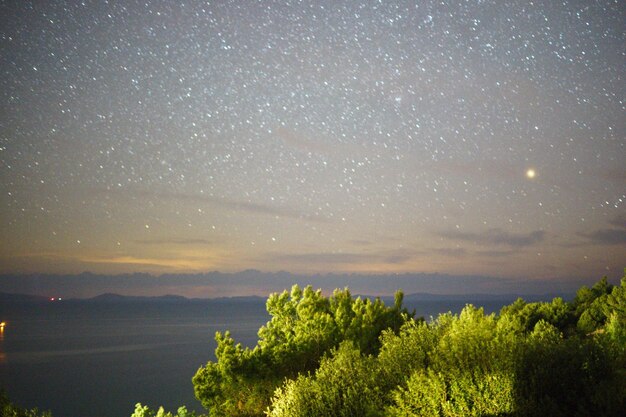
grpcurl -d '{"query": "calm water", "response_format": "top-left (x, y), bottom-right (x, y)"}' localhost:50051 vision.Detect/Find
top-left (0, 300), bottom-right (269, 417)
top-left (0, 298), bottom-right (510, 417)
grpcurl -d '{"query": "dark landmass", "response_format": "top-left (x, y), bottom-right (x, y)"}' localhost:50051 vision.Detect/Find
top-left (88, 293), bottom-right (189, 303)
top-left (0, 290), bottom-right (570, 306)
top-left (381, 291), bottom-right (574, 304)
top-left (0, 292), bottom-right (51, 304)
top-left (0, 291), bottom-right (266, 304)
top-left (0, 292), bottom-right (574, 305)
top-left (0, 270), bottom-right (607, 300)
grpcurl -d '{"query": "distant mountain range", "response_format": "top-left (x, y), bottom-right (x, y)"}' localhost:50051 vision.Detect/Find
top-left (0, 292), bottom-right (51, 303)
top-left (89, 293), bottom-right (190, 303)
top-left (401, 291), bottom-right (572, 303)
top-left (0, 270), bottom-right (597, 300)
top-left (0, 290), bottom-right (571, 305)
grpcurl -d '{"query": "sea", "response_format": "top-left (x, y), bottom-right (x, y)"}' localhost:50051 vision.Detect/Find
top-left (0, 297), bottom-right (513, 417)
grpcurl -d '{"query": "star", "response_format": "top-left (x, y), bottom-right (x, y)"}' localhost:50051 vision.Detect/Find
top-left (0, 0), bottom-right (623, 285)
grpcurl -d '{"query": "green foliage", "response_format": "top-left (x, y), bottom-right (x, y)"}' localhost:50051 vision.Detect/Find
top-left (434, 306), bottom-right (499, 371)
top-left (139, 274), bottom-right (626, 417)
top-left (377, 319), bottom-right (436, 391)
top-left (130, 403), bottom-right (203, 417)
top-left (389, 368), bottom-right (515, 417)
top-left (266, 275), bottom-right (625, 417)
top-left (387, 306), bottom-right (516, 417)
top-left (574, 276), bottom-right (615, 333)
top-left (500, 296), bottom-right (576, 335)
top-left (604, 274), bottom-right (626, 320)
top-left (514, 328), bottom-right (623, 416)
top-left (193, 285), bottom-right (410, 417)
top-left (0, 390), bottom-right (53, 417)
top-left (267, 342), bottom-right (384, 417)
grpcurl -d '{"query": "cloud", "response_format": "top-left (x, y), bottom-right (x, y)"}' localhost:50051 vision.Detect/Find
top-left (271, 252), bottom-right (372, 265)
top-left (608, 213), bottom-right (626, 229)
top-left (577, 214), bottom-right (626, 246)
top-left (79, 255), bottom-right (214, 271)
top-left (133, 238), bottom-right (214, 246)
top-left (348, 239), bottom-right (373, 247)
top-left (439, 228), bottom-right (545, 247)
top-left (579, 229), bottom-right (626, 245)
top-left (432, 248), bottom-right (467, 257)
top-left (268, 249), bottom-right (415, 266)
top-left (429, 247), bottom-right (519, 258)
top-left (383, 254), bottom-right (413, 264)
top-left (475, 249), bottom-right (516, 258)
top-left (90, 186), bottom-right (331, 223)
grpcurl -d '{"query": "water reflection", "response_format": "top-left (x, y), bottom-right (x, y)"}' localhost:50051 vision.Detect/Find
top-left (0, 321), bottom-right (5, 363)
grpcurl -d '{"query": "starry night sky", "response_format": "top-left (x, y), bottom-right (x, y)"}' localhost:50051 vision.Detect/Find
top-left (1, 1), bottom-right (624, 292)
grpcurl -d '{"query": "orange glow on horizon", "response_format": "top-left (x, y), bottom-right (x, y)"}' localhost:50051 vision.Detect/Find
top-left (79, 254), bottom-right (220, 272)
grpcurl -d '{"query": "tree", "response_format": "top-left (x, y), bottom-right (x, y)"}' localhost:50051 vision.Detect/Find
top-left (387, 306), bottom-right (516, 416)
top-left (513, 319), bottom-right (623, 417)
top-left (573, 276), bottom-right (614, 333)
top-left (130, 404), bottom-right (201, 417)
top-left (267, 342), bottom-right (384, 417)
top-left (0, 390), bottom-right (53, 417)
top-left (376, 319), bottom-right (434, 392)
top-left (389, 368), bottom-right (514, 417)
top-left (193, 285), bottom-right (410, 417)
top-left (144, 275), bottom-right (626, 417)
